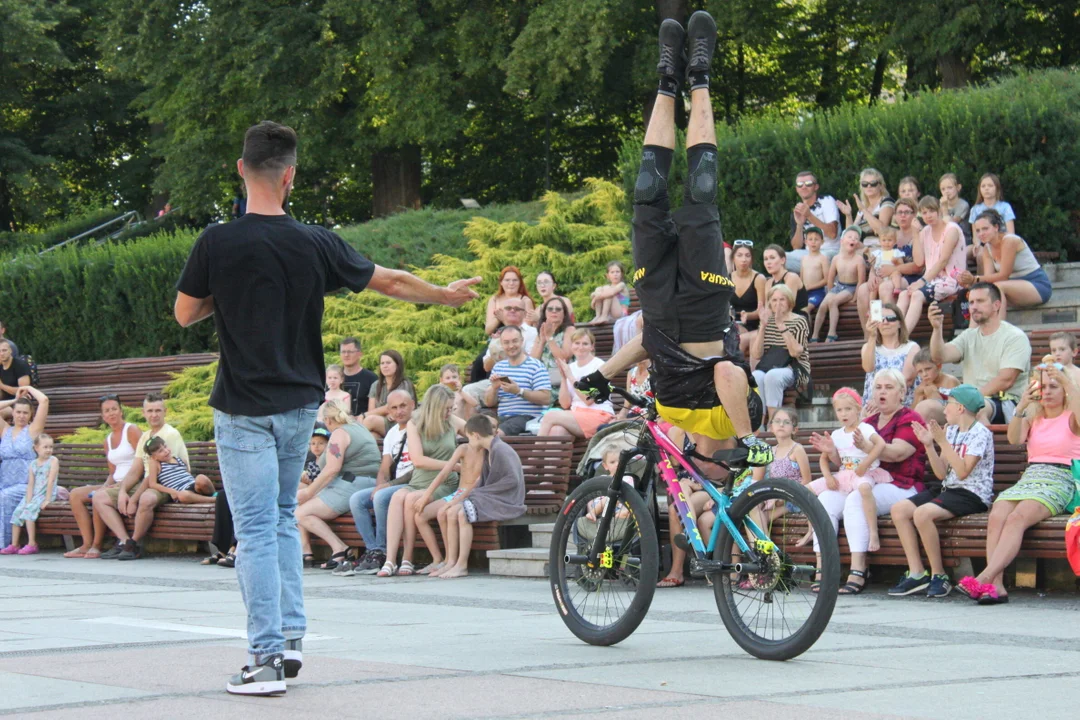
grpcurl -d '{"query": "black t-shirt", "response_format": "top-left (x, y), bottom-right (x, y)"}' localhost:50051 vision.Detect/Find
top-left (0, 357), bottom-right (30, 400)
top-left (177, 214), bottom-right (375, 416)
top-left (340, 368), bottom-right (378, 417)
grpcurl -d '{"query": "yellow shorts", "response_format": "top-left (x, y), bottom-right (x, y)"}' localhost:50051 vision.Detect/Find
top-left (655, 401), bottom-right (736, 441)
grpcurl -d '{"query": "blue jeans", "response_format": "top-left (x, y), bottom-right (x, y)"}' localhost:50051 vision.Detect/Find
top-left (213, 404), bottom-right (318, 664)
top-left (349, 484), bottom-right (409, 551)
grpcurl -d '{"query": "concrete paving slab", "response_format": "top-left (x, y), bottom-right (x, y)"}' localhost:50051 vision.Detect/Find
top-left (0, 671), bottom-right (151, 712)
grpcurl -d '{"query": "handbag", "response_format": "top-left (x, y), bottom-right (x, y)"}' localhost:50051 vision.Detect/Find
top-left (756, 345), bottom-right (792, 374)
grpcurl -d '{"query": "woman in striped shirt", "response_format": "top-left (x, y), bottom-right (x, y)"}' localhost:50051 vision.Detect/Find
top-left (145, 436), bottom-right (215, 503)
top-left (750, 284), bottom-right (811, 424)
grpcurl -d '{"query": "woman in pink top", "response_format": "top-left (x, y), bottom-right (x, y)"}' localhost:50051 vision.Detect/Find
top-left (896, 196), bottom-right (965, 333)
top-left (960, 365), bottom-right (1080, 603)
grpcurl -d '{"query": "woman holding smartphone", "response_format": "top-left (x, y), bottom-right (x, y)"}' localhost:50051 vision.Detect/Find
top-left (860, 302), bottom-right (919, 409)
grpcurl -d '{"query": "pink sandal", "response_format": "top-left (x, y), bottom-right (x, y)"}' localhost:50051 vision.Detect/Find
top-left (17, 544), bottom-right (38, 555)
top-left (957, 576), bottom-right (982, 600)
top-left (0, 544), bottom-right (17, 555)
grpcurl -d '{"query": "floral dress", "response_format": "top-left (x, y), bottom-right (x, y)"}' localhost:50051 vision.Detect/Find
top-left (11, 457), bottom-right (59, 526)
top-left (0, 426), bottom-right (37, 546)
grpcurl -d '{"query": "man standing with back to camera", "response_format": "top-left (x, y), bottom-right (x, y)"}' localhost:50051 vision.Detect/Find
top-left (175, 121), bottom-right (481, 696)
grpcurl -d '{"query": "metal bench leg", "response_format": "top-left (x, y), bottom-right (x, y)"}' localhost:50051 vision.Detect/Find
top-left (62, 535), bottom-right (75, 552)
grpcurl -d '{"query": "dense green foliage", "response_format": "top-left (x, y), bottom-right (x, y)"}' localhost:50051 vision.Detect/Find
top-left (619, 70), bottom-right (1080, 256)
top-left (0, 196), bottom-right (557, 363)
top-left (5, 0), bottom-right (1076, 229)
top-left (339, 200), bottom-right (548, 270)
top-left (0, 207), bottom-right (122, 257)
top-left (59, 182), bottom-right (633, 441)
top-left (0, 230), bottom-right (215, 363)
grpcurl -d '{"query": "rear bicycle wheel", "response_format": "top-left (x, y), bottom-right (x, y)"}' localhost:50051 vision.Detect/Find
top-left (550, 476), bottom-right (659, 646)
top-left (712, 477), bottom-right (840, 660)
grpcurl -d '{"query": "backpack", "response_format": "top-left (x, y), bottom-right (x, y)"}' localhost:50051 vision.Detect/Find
top-left (21, 354), bottom-right (40, 387)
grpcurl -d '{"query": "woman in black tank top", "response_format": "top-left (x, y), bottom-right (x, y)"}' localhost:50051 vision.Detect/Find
top-left (730, 243), bottom-right (766, 357)
top-left (762, 244), bottom-right (809, 318)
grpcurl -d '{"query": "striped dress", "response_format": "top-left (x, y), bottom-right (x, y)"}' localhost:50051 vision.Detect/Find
top-left (760, 314), bottom-right (811, 394)
top-left (157, 458), bottom-right (196, 493)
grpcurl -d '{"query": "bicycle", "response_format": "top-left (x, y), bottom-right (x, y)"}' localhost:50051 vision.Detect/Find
top-left (549, 387), bottom-right (841, 660)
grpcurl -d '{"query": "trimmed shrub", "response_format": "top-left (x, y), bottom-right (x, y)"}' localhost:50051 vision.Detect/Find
top-left (0, 207), bottom-right (126, 258)
top-left (0, 230), bottom-right (217, 363)
top-left (619, 69), bottom-right (1080, 257)
top-left (60, 181), bottom-right (635, 440)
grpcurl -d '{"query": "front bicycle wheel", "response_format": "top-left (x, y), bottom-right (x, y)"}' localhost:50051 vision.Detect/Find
top-left (550, 476), bottom-right (659, 646)
top-left (712, 477), bottom-right (840, 660)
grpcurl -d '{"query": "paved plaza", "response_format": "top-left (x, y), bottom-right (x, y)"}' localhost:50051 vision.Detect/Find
top-left (1, 554), bottom-right (1079, 719)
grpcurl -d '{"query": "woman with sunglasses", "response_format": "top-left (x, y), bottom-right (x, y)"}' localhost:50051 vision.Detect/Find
top-left (837, 168), bottom-right (895, 246)
top-left (730, 239), bottom-right (765, 357)
top-left (526, 271), bottom-right (575, 327)
top-left (860, 303), bottom-right (919, 410)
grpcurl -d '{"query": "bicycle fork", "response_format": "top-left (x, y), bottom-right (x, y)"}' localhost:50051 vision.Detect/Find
top-left (565, 447), bottom-right (641, 569)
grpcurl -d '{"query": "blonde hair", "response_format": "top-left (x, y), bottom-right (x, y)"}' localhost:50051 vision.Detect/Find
top-left (414, 384), bottom-right (455, 441)
top-left (570, 328), bottom-right (596, 346)
top-left (326, 364), bottom-right (343, 378)
top-left (34, 433), bottom-right (53, 448)
top-left (768, 283), bottom-right (796, 310)
top-left (321, 399), bottom-right (351, 426)
top-left (858, 167), bottom-right (889, 207)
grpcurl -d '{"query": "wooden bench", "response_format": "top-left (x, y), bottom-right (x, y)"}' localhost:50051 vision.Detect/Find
top-left (808, 302), bottom-right (952, 343)
top-left (35, 353), bottom-right (218, 437)
top-left (36, 436), bottom-right (574, 556)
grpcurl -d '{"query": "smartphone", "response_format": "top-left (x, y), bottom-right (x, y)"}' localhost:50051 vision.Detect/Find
top-left (870, 300), bottom-right (883, 324)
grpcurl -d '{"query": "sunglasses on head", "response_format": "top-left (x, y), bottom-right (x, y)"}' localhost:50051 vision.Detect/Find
top-left (733, 239), bottom-right (754, 248)
top-left (795, 180), bottom-right (816, 188)
top-left (99, 393), bottom-right (120, 403)
top-left (860, 180), bottom-right (881, 188)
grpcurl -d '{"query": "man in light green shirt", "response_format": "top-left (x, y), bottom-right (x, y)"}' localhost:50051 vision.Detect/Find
top-left (927, 283), bottom-right (1031, 425)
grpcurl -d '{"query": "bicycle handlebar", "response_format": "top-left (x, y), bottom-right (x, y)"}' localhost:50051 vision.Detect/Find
top-left (609, 386), bottom-right (650, 409)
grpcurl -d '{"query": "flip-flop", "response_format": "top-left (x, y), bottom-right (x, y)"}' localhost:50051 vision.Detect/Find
top-left (656, 577), bottom-right (684, 588)
top-left (63, 548), bottom-right (88, 559)
top-left (418, 562), bottom-right (444, 576)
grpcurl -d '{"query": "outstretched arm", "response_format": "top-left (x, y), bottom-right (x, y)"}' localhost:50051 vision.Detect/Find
top-left (367, 267), bottom-right (482, 308)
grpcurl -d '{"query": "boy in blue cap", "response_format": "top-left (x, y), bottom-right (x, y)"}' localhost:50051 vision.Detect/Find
top-left (889, 384), bottom-right (995, 598)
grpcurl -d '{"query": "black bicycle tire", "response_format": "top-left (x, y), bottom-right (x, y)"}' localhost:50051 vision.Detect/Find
top-left (712, 477), bottom-right (840, 660)
top-left (550, 476), bottom-right (660, 646)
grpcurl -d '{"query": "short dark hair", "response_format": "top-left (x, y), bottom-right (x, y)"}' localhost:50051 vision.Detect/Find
top-left (465, 414), bottom-right (494, 437)
top-left (144, 392), bottom-right (165, 405)
top-left (145, 436), bottom-right (167, 454)
top-left (970, 281), bottom-right (1002, 304)
top-left (795, 170), bottom-right (816, 182)
top-left (340, 337), bottom-right (361, 351)
top-left (242, 121), bottom-right (297, 175)
top-left (499, 325), bottom-right (523, 339)
top-left (974, 208), bottom-right (1006, 232)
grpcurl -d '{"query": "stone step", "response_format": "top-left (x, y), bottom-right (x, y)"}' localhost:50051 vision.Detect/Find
top-left (486, 547), bottom-right (550, 577)
top-left (1045, 262), bottom-right (1080, 284)
top-left (530, 523), bottom-right (556, 549)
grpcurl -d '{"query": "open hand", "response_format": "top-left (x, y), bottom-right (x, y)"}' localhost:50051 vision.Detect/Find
top-left (927, 419), bottom-right (948, 444)
top-left (836, 199), bottom-right (852, 217)
top-left (852, 427), bottom-right (869, 452)
top-left (809, 432), bottom-right (836, 455)
top-left (911, 420), bottom-right (933, 447)
top-left (444, 277), bottom-right (483, 308)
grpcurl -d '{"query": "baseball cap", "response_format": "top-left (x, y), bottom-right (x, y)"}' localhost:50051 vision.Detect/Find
top-left (940, 384), bottom-right (984, 414)
top-left (311, 422), bottom-right (331, 439)
top-left (804, 226), bottom-right (823, 239)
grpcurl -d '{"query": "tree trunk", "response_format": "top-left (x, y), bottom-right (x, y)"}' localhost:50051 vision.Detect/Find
top-left (868, 51), bottom-right (888, 105)
top-left (815, 4), bottom-right (839, 108)
top-left (371, 145), bottom-right (422, 218)
top-left (736, 42), bottom-right (746, 115)
top-left (937, 52), bottom-right (970, 89)
top-left (0, 178), bottom-right (15, 233)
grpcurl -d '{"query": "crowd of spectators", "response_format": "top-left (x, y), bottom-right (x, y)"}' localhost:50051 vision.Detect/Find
top-left (1, 167), bottom-right (1075, 603)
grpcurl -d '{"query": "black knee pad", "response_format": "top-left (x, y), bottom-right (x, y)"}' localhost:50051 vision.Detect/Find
top-left (634, 145), bottom-right (674, 208)
top-left (684, 143), bottom-right (718, 205)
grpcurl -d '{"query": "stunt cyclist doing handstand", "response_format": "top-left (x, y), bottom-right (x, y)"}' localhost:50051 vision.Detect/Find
top-left (576, 10), bottom-right (773, 467)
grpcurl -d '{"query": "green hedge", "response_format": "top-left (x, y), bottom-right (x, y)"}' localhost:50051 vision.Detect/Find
top-left (0, 230), bottom-right (217, 363)
top-left (0, 208), bottom-right (125, 258)
top-left (619, 69), bottom-right (1080, 257)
